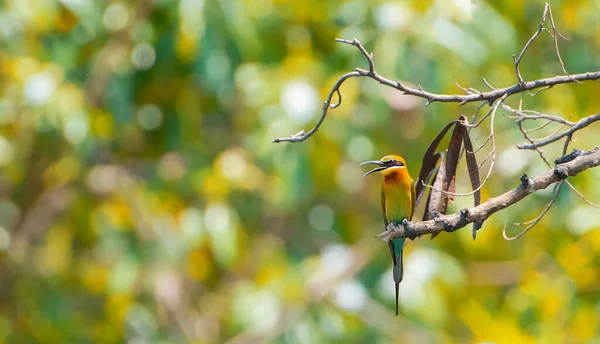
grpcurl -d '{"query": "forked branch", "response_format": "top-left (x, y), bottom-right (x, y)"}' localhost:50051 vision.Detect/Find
top-left (272, 3), bottom-right (600, 144)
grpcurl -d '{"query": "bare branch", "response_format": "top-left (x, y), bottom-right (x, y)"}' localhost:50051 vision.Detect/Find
top-left (524, 119), bottom-right (555, 133)
top-left (517, 114), bottom-right (600, 149)
top-left (330, 88), bottom-right (342, 109)
top-left (502, 132), bottom-right (572, 240)
top-left (515, 116), bottom-right (600, 209)
top-left (377, 148), bottom-right (600, 241)
top-left (566, 180), bottom-right (600, 208)
top-left (272, 71), bottom-right (360, 143)
top-left (471, 134), bottom-right (492, 154)
top-left (546, 4), bottom-right (579, 83)
top-left (512, 3), bottom-right (550, 84)
top-left (528, 85), bottom-right (552, 96)
top-left (482, 78), bottom-right (496, 90)
top-left (502, 105), bottom-right (575, 126)
top-left (274, 25), bottom-right (600, 144)
top-left (335, 38), bottom-right (374, 73)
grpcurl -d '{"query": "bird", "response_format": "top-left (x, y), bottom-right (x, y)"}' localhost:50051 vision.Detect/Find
top-left (361, 154), bottom-right (415, 315)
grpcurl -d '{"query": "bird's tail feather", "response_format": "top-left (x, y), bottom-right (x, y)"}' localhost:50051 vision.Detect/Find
top-left (389, 238), bottom-right (405, 316)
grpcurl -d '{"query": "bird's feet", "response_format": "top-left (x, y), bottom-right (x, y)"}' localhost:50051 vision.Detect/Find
top-left (389, 219), bottom-right (416, 240)
top-left (402, 218), bottom-right (418, 240)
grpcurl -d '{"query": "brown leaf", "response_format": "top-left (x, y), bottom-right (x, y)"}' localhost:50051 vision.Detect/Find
top-left (415, 152), bottom-right (442, 208)
top-left (444, 116), bottom-right (467, 204)
top-left (462, 123), bottom-right (482, 238)
top-left (415, 121), bottom-right (459, 208)
top-left (424, 160), bottom-right (445, 220)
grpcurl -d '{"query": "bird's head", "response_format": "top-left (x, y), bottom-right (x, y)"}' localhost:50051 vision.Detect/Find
top-left (360, 154), bottom-right (407, 177)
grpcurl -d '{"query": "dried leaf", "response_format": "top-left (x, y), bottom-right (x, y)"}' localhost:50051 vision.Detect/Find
top-left (415, 121), bottom-right (459, 207)
top-left (422, 169), bottom-right (437, 221)
top-left (462, 124), bottom-right (482, 237)
top-left (424, 161), bottom-right (445, 220)
top-left (415, 152), bottom-right (442, 208)
top-left (443, 116), bottom-right (466, 204)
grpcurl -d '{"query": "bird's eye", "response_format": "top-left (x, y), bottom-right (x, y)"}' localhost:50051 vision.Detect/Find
top-left (383, 159), bottom-right (393, 164)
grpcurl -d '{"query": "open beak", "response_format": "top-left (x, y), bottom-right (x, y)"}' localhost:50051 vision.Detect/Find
top-left (360, 160), bottom-right (387, 177)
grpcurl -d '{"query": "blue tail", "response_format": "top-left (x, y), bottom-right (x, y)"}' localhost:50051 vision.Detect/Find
top-left (388, 238), bottom-right (404, 315)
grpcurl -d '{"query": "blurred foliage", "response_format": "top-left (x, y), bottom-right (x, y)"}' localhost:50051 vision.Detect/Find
top-left (1, 0), bottom-right (600, 343)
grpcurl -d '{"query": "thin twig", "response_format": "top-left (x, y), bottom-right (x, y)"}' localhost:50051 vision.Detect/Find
top-left (517, 114), bottom-right (600, 149)
top-left (530, 121), bottom-right (570, 142)
top-left (524, 119), bottom-right (554, 133)
top-left (455, 80), bottom-right (473, 95)
top-left (464, 105), bottom-right (493, 128)
top-left (512, 3), bottom-right (550, 84)
top-left (502, 105), bottom-right (575, 126)
top-left (566, 181), bottom-right (600, 208)
top-left (502, 181), bottom-right (564, 240)
top-left (478, 150), bottom-right (494, 169)
top-left (502, 132), bottom-right (573, 240)
top-left (336, 38), bottom-right (375, 73)
top-left (482, 78), bottom-right (496, 90)
top-left (528, 85), bottom-right (553, 96)
top-left (546, 4), bottom-right (579, 84)
top-left (517, 122), bottom-right (600, 209)
top-left (272, 71), bottom-right (360, 143)
top-left (330, 88), bottom-right (342, 109)
top-left (471, 134), bottom-right (492, 154)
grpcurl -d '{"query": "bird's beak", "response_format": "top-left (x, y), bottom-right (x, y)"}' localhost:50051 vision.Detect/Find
top-left (360, 160), bottom-right (387, 177)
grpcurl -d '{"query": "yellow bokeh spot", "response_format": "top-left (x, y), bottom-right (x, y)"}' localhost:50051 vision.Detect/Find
top-left (562, 3), bottom-right (578, 31)
top-left (43, 155), bottom-right (80, 187)
top-left (541, 293), bottom-right (561, 319)
top-left (187, 249), bottom-right (212, 281)
top-left (175, 33), bottom-right (198, 63)
top-left (199, 172), bottom-right (229, 200)
top-left (14, 57), bottom-right (41, 81)
top-left (91, 110), bottom-right (114, 140)
top-left (570, 305), bottom-right (597, 342)
top-left (55, 83), bottom-right (84, 115)
top-left (583, 229), bottom-right (600, 251)
top-left (81, 263), bottom-right (109, 294)
top-left (37, 225), bottom-right (72, 276)
top-left (94, 198), bottom-right (134, 231)
top-left (255, 262), bottom-right (287, 287)
top-left (105, 294), bottom-right (132, 327)
top-left (556, 242), bottom-right (595, 288)
top-left (55, 6), bottom-right (79, 32)
top-left (281, 53), bottom-right (320, 79)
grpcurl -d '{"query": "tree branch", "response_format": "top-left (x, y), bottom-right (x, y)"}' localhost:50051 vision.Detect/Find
top-left (377, 148), bottom-right (600, 241)
top-left (516, 113), bottom-right (600, 149)
top-left (273, 40), bottom-right (600, 143)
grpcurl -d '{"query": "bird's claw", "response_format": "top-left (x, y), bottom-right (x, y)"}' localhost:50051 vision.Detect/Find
top-left (396, 219), bottom-right (417, 241)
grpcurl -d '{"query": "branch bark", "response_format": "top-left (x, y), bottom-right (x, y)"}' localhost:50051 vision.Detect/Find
top-left (377, 148), bottom-right (600, 241)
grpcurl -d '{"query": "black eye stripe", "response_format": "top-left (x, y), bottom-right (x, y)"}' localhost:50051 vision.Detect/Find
top-left (382, 159), bottom-right (404, 165)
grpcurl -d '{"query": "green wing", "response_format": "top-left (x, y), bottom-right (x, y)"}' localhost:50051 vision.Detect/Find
top-left (410, 178), bottom-right (416, 221)
top-left (382, 188), bottom-right (397, 267)
top-left (381, 187), bottom-right (388, 227)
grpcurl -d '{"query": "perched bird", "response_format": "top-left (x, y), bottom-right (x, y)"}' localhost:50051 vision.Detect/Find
top-left (361, 155), bottom-right (415, 315)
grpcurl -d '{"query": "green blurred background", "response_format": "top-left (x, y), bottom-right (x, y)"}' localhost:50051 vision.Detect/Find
top-left (1, 0), bottom-right (600, 343)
